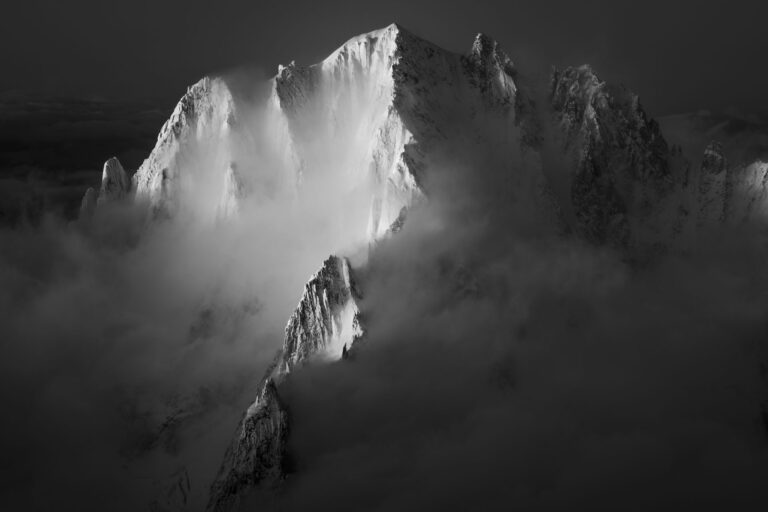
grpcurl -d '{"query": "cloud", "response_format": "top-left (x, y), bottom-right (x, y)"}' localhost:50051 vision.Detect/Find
top-left (0, 94), bottom-right (169, 222)
top-left (2, 68), bottom-right (768, 512)
top-left (271, 165), bottom-right (768, 510)
top-left (0, 206), bottom-right (276, 508)
top-left (0, 67), bottom-right (413, 509)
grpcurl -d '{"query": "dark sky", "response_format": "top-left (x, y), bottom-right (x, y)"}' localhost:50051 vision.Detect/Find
top-left (2, 0), bottom-right (767, 116)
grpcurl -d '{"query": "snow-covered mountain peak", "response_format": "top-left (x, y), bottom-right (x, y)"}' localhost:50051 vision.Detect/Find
top-left (463, 32), bottom-right (520, 107)
top-left (322, 22), bottom-right (403, 64)
top-left (550, 64), bottom-right (676, 246)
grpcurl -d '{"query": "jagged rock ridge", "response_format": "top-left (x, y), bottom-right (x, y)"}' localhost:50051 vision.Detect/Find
top-left (206, 255), bottom-right (362, 512)
top-left (80, 25), bottom-right (768, 248)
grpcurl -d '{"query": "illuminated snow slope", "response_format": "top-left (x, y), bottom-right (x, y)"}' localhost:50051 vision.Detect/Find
top-left (108, 23), bottom-right (548, 241)
top-left (82, 26), bottom-right (768, 248)
top-left (132, 77), bottom-right (236, 219)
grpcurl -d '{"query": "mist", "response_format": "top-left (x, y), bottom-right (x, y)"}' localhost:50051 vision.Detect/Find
top-left (277, 179), bottom-right (768, 511)
top-left (0, 66), bottom-right (397, 510)
top-left (2, 47), bottom-right (768, 512)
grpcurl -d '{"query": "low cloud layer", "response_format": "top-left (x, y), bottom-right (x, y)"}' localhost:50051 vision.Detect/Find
top-left (2, 73), bottom-right (768, 512)
top-left (0, 93), bottom-right (168, 222)
top-left (278, 198), bottom-right (768, 511)
top-left (0, 69), bottom-right (414, 509)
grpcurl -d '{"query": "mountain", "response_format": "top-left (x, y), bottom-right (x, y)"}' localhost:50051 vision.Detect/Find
top-left (79, 156), bottom-right (131, 218)
top-left (207, 255), bottom-right (361, 511)
top-left (77, 23), bottom-right (768, 510)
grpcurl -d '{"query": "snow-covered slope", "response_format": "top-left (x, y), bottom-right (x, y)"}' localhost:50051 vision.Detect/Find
top-left (81, 25), bottom-right (768, 249)
top-left (87, 24), bottom-right (552, 242)
top-left (132, 77), bottom-right (236, 219)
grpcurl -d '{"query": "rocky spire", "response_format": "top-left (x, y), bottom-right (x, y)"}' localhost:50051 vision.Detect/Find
top-left (97, 156), bottom-right (130, 204)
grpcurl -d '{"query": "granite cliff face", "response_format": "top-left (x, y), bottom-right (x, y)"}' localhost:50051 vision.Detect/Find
top-left (81, 24), bottom-right (548, 238)
top-left (80, 25), bottom-right (768, 245)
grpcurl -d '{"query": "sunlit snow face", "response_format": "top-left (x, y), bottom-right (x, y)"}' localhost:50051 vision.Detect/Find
top-left (169, 65), bottom-right (407, 254)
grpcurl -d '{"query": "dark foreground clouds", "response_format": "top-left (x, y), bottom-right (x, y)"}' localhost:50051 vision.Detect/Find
top-left (278, 205), bottom-right (768, 511)
top-left (0, 191), bottom-right (372, 509)
top-left (3, 205), bottom-right (768, 510)
top-left (0, 209), bottom-right (263, 509)
top-left (258, 137), bottom-right (768, 511)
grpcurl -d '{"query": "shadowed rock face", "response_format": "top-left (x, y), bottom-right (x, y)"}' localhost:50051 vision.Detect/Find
top-left (132, 77), bottom-right (236, 214)
top-left (150, 467), bottom-right (191, 512)
top-left (79, 26), bottom-right (767, 250)
top-left (550, 65), bottom-right (673, 247)
top-left (206, 380), bottom-right (288, 512)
